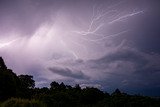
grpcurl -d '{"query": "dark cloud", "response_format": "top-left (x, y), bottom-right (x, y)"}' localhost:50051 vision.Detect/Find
top-left (86, 41), bottom-right (160, 95)
top-left (126, 0), bottom-right (160, 53)
top-left (48, 66), bottom-right (89, 80)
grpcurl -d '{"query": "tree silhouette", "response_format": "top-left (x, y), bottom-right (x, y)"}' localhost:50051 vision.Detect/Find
top-left (0, 57), bottom-right (18, 100)
top-left (50, 81), bottom-right (59, 90)
top-left (0, 57), bottom-right (7, 70)
top-left (81, 87), bottom-right (104, 104)
top-left (112, 88), bottom-right (121, 96)
top-left (18, 75), bottom-right (35, 89)
top-left (59, 82), bottom-right (66, 90)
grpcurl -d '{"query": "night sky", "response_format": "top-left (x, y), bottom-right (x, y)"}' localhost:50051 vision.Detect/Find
top-left (0, 0), bottom-right (160, 96)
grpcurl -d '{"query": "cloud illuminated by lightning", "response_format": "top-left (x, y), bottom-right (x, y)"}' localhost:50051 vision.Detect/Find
top-left (0, 39), bottom-right (17, 49)
top-left (0, 1), bottom-right (144, 61)
top-left (72, 4), bottom-right (144, 43)
top-left (21, 2), bottom-right (144, 60)
top-left (108, 10), bottom-right (144, 24)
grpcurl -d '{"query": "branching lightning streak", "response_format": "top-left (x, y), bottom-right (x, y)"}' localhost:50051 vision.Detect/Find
top-left (72, 4), bottom-right (144, 42)
top-left (72, 7), bottom-right (117, 36)
top-left (108, 11), bottom-right (144, 24)
top-left (79, 30), bottom-right (129, 42)
top-left (59, 1), bottom-right (144, 59)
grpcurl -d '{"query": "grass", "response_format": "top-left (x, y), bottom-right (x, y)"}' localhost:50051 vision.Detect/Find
top-left (1, 98), bottom-right (46, 107)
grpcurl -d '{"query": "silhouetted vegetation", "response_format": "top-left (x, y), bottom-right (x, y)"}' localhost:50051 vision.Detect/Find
top-left (1, 98), bottom-right (46, 107)
top-left (0, 57), bottom-right (160, 107)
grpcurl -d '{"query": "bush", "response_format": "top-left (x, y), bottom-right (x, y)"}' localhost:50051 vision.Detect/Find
top-left (1, 98), bottom-right (46, 107)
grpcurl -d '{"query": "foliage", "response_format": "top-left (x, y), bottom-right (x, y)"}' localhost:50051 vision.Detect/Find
top-left (1, 98), bottom-right (46, 107)
top-left (18, 75), bottom-right (35, 89)
top-left (0, 61), bottom-right (19, 100)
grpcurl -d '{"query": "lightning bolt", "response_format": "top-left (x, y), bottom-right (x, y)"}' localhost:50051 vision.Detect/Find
top-left (108, 11), bottom-right (144, 24)
top-left (79, 30), bottom-right (129, 42)
top-left (72, 7), bottom-right (118, 36)
top-left (44, 1), bottom-right (145, 60)
top-left (71, 3), bottom-right (144, 43)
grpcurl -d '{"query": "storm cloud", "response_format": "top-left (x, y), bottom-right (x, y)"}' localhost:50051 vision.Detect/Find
top-left (48, 66), bottom-right (89, 79)
top-left (0, 0), bottom-right (160, 96)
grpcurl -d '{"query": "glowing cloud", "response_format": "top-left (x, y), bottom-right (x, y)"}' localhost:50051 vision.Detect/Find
top-left (0, 39), bottom-right (17, 49)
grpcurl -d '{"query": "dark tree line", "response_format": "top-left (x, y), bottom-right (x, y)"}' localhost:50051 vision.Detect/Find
top-left (0, 57), bottom-right (160, 107)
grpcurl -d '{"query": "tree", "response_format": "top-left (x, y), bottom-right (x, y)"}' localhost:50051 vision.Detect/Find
top-left (0, 57), bottom-right (19, 101)
top-left (0, 57), bottom-right (7, 70)
top-left (81, 87), bottom-right (104, 104)
top-left (111, 88), bottom-right (121, 96)
top-left (18, 75), bottom-right (35, 89)
top-left (74, 84), bottom-right (81, 91)
top-left (50, 81), bottom-right (59, 90)
top-left (17, 75), bottom-right (35, 99)
top-left (59, 82), bottom-right (66, 90)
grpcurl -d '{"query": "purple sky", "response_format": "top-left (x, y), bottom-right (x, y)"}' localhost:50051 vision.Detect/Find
top-left (0, 0), bottom-right (160, 96)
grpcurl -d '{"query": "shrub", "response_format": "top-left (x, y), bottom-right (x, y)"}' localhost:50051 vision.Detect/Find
top-left (1, 98), bottom-right (46, 107)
